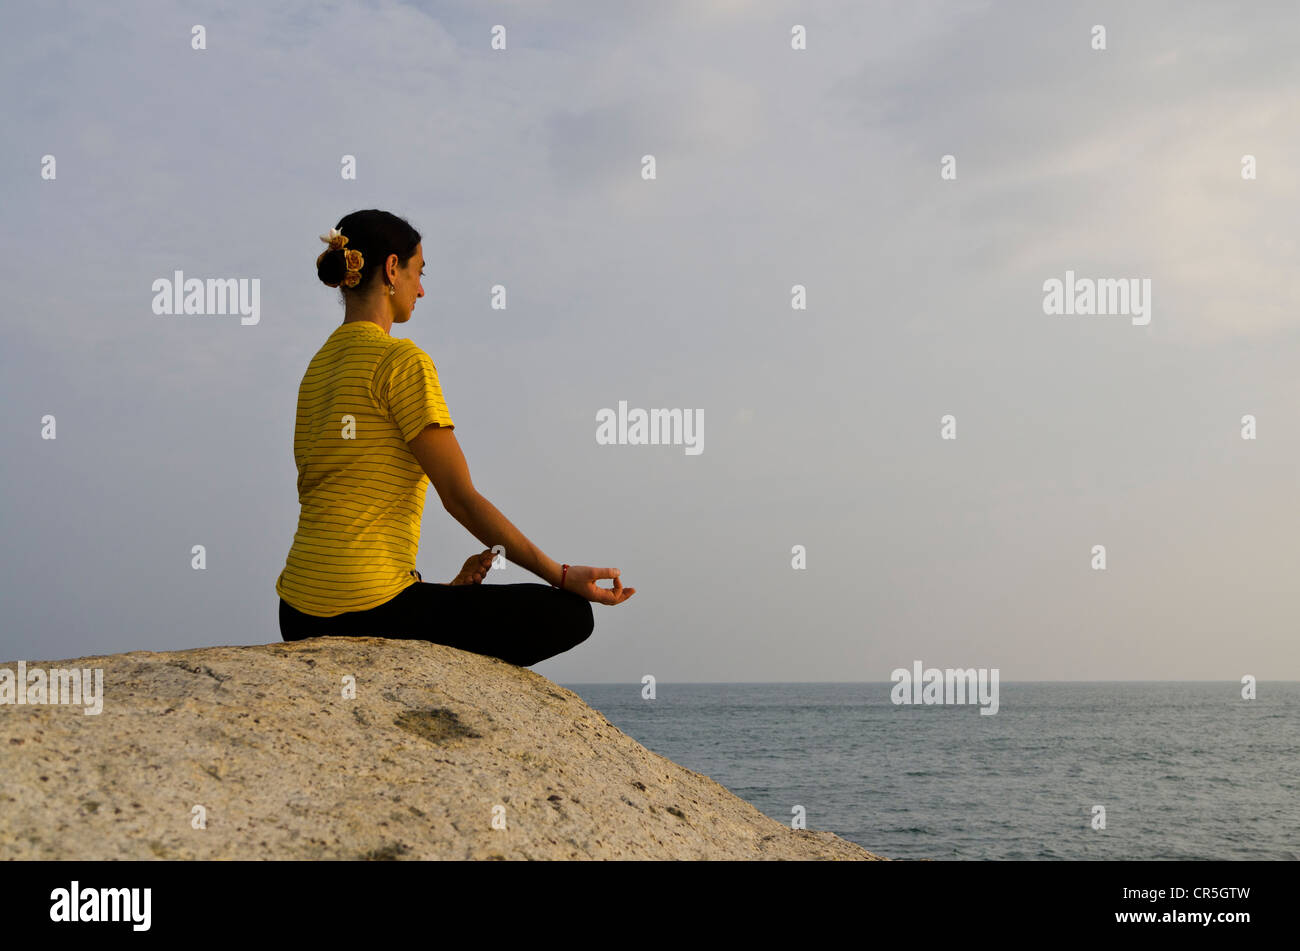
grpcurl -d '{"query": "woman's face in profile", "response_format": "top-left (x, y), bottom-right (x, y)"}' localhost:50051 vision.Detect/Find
top-left (395, 244), bottom-right (426, 322)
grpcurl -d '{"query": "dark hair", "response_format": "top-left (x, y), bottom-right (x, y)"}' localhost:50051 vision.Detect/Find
top-left (316, 209), bottom-right (421, 295)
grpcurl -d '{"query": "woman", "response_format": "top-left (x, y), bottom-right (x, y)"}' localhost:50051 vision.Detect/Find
top-left (276, 209), bottom-right (634, 666)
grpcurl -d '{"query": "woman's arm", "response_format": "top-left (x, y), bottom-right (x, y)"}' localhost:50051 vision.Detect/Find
top-left (408, 424), bottom-right (564, 587)
top-left (448, 492), bottom-right (564, 587)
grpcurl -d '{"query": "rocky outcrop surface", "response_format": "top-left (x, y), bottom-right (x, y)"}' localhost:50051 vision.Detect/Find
top-left (0, 637), bottom-right (884, 860)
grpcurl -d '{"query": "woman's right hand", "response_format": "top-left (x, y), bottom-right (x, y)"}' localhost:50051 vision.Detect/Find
top-left (563, 565), bottom-right (635, 605)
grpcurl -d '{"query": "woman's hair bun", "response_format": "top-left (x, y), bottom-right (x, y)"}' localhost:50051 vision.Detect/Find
top-left (315, 210), bottom-right (422, 295)
top-left (317, 247), bottom-right (346, 288)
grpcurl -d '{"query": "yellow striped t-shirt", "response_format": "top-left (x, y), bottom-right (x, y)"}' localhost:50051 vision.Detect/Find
top-left (276, 320), bottom-right (454, 616)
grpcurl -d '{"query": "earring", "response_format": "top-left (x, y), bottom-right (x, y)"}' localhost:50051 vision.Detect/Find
top-left (388, 284), bottom-right (395, 296)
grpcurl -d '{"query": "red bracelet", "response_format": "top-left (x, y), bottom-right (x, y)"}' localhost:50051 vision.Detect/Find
top-left (556, 564), bottom-right (569, 590)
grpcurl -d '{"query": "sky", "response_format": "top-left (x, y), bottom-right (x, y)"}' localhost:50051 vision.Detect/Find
top-left (2, 0), bottom-right (1299, 682)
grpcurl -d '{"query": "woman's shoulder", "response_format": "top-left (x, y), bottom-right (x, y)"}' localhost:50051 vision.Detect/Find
top-left (379, 335), bottom-right (431, 366)
top-left (373, 337), bottom-right (440, 391)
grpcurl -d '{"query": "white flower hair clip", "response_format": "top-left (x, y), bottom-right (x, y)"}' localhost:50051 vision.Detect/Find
top-left (319, 227), bottom-right (348, 250)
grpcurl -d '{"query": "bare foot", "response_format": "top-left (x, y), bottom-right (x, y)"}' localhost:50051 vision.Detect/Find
top-left (448, 549), bottom-right (495, 585)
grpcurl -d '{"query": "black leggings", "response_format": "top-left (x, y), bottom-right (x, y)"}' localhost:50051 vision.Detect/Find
top-left (279, 579), bottom-right (594, 667)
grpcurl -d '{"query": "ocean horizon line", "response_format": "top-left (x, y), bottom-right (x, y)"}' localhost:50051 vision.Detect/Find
top-left (559, 679), bottom-right (1300, 686)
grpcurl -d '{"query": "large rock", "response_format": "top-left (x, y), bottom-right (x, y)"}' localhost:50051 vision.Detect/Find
top-left (0, 637), bottom-right (884, 860)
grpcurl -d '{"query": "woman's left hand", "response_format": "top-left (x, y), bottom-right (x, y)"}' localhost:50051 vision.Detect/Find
top-left (448, 548), bottom-right (495, 585)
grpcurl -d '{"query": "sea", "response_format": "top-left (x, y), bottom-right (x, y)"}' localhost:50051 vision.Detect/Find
top-left (561, 681), bottom-right (1299, 860)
